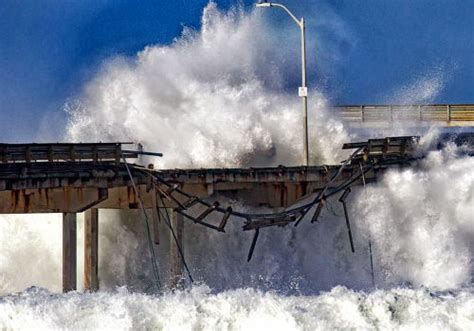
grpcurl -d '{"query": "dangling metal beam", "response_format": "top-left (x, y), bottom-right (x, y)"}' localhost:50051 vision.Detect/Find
top-left (339, 188), bottom-right (355, 253)
top-left (247, 229), bottom-right (260, 262)
top-left (218, 207), bottom-right (232, 231)
top-left (310, 198), bottom-right (325, 223)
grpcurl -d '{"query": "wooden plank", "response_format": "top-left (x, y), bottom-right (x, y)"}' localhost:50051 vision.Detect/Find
top-left (84, 208), bottom-right (99, 291)
top-left (63, 212), bottom-right (77, 292)
top-left (170, 211), bottom-right (184, 288)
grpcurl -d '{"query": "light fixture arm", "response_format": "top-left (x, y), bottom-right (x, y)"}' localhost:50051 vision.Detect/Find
top-left (268, 3), bottom-right (302, 28)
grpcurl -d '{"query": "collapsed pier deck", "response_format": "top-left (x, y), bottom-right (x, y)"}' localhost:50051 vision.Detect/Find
top-left (0, 142), bottom-right (378, 292)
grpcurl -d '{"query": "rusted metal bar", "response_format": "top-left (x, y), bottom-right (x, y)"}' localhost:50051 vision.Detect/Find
top-left (339, 188), bottom-right (355, 253)
top-left (84, 208), bottom-right (99, 291)
top-left (122, 149), bottom-right (163, 157)
top-left (218, 207), bottom-right (232, 231)
top-left (155, 184), bottom-right (186, 210)
top-left (194, 202), bottom-right (220, 223)
top-left (181, 197), bottom-right (200, 209)
top-left (294, 209), bottom-right (308, 227)
top-left (310, 198), bottom-right (325, 223)
top-left (63, 212), bottom-right (77, 292)
top-left (247, 229), bottom-right (260, 262)
top-left (369, 239), bottom-right (375, 286)
top-left (242, 217), bottom-right (294, 231)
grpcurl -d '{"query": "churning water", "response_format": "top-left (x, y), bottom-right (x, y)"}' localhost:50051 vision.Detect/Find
top-left (1, 3), bottom-right (473, 330)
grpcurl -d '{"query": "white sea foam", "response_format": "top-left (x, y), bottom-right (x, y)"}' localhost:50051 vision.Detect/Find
top-left (1, 285), bottom-right (474, 330)
top-left (353, 147), bottom-right (474, 290)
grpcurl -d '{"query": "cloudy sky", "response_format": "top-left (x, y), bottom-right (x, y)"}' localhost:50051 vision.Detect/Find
top-left (1, 0), bottom-right (473, 141)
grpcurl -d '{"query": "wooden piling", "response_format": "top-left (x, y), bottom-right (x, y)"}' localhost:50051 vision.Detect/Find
top-left (84, 208), bottom-right (99, 291)
top-left (170, 210), bottom-right (184, 288)
top-left (151, 187), bottom-right (160, 245)
top-left (62, 212), bottom-right (77, 292)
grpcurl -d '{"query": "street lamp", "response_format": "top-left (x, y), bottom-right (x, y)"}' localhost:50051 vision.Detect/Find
top-left (256, 1), bottom-right (309, 166)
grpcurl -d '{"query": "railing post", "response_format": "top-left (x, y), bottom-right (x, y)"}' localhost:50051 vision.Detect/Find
top-left (447, 104), bottom-right (451, 122)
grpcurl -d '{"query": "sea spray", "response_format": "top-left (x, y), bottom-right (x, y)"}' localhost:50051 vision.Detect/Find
top-left (354, 146), bottom-right (474, 290)
top-left (64, 3), bottom-right (351, 168)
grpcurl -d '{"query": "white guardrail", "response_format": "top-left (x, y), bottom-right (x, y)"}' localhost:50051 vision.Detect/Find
top-left (335, 104), bottom-right (474, 123)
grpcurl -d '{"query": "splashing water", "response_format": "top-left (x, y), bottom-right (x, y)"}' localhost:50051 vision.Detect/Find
top-left (1, 3), bottom-right (474, 329)
top-left (1, 286), bottom-right (474, 330)
top-left (64, 3), bottom-right (351, 168)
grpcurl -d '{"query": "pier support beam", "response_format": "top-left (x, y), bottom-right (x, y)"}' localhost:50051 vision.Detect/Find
top-left (151, 187), bottom-right (160, 245)
top-left (62, 212), bottom-right (77, 292)
top-left (170, 210), bottom-right (184, 288)
top-left (84, 208), bottom-right (99, 291)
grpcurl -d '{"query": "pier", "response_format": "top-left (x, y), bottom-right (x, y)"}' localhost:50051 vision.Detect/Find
top-left (0, 142), bottom-right (379, 291)
top-left (1, 103), bottom-right (473, 292)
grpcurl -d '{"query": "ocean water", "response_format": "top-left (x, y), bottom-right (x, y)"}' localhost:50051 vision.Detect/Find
top-left (1, 3), bottom-right (473, 330)
top-left (1, 285), bottom-right (474, 330)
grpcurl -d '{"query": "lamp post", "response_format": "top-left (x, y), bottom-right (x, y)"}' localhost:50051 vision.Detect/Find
top-left (256, 2), bottom-right (309, 166)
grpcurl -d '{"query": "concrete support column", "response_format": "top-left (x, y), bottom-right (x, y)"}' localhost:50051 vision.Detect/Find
top-left (62, 212), bottom-right (77, 292)
top-left (84, 208), bottom-right (99, 291)
top-left (170, 210), bottom-right (184, 288)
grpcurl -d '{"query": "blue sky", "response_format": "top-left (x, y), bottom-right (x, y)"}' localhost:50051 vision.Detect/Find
top-left (1, 0), bottom-right (473, 141)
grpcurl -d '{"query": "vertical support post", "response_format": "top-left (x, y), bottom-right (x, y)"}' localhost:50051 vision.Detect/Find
top-left (63, 212), bottom-right (77, 292)
top-left (151, 187), bottom-right (160, 245)
top-left (300, 17), bottom-right (309, 166)
top-left (84, 208), bottom-right (99, 291)
top-left (170, 210), bottom-right (184, 288)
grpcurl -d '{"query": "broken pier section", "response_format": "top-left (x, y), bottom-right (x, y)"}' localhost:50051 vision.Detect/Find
top-left (0, 142), bottom-right (379, 292)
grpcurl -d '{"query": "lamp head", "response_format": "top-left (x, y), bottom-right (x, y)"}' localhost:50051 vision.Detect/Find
top-left (256, 2), bottom-right (272, 7)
